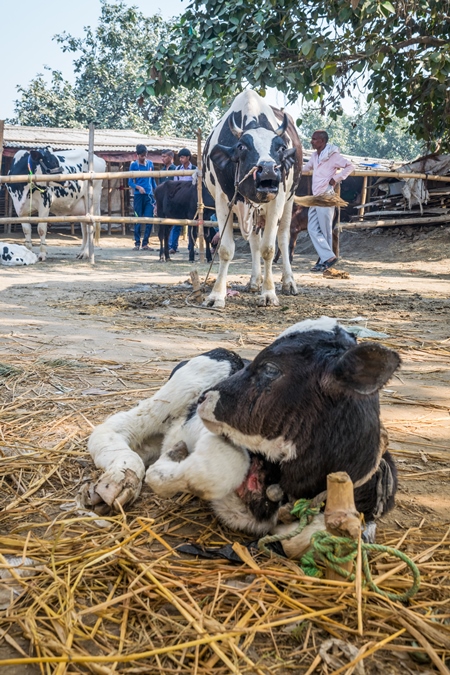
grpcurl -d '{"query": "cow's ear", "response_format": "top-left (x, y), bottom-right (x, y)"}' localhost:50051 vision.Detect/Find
top-left (210, 144), bottom-right (236, 170)
top-left (29, 150), bottom-right (43, 162)
top-left (332, 343), bottom-right (400, 395)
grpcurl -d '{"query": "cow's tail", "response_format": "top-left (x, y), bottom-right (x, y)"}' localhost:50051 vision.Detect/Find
top-left (94, 222), bottom-right (101, 246)
top-left (294, 193), bottom-right (347, 208)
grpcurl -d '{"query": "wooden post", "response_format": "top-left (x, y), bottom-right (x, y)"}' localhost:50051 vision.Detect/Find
top-left (0, 120), bottom-right (5, 235)
top-left (107, 161), bottom-right (112, 235)
top-left (359, 176), bottom-right (368, 218)
top-left (87, 123), bottom-right (95, 264)
top-left (324, 472), bottom-right (361, 581)
top-left (196, 128), bottom-right (205, 263)
top-left (120, 164), bottom-right (126, 235)
top-left (189, 270), bottom-right (203, 303)
top-left (333, 183), bottom-right (340, 257)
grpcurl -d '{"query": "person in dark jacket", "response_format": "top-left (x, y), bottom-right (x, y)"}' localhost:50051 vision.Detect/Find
top-left (159, 149), bottom-right (176, 184)
top-left (128, 144), bottom-right (157, 251)
top-left (169, 148), bottom-right (197, 254)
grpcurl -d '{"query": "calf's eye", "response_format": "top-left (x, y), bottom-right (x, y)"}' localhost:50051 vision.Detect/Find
top-left (262, 362), bottom-right (281, 379)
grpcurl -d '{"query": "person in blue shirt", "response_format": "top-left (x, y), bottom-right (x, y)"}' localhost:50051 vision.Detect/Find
top-left (128, 144), bottom-right (157, 251)
top-left (169, 148), bottom-right (197, 255)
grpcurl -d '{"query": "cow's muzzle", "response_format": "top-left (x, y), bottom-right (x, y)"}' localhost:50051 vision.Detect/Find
top-left (254, 162), bottom-right (280, 201)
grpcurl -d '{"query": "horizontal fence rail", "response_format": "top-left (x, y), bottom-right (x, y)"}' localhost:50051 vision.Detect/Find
top-left (1, 169), bottom-right (450, 186)
top-left (0, 216), bottom-right (216, 226)
top-left (0, 169), bottom-right (196, 185)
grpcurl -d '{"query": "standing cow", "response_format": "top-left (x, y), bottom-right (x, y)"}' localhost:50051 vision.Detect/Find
top-left (7, 147), bottom-right (106, 261)
top-left (154, 177), bottom-right (216, 262)
top-left (84, 317), bottom-right (399, 543)
top-left (202, 90), bottom-right (302, 308)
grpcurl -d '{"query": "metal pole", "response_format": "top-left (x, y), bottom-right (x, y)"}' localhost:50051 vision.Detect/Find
top-left (196, 128), bottom-right (205, 263)
top-left (88, 122), bottom-right (95, 264)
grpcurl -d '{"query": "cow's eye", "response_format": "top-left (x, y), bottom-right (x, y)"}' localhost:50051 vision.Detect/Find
top-left (279, 145), bottom-right (287, 152)
top-left (262, 362), bottom-right (281, 379)
top-left (237, 143), bottom-right (247, 152)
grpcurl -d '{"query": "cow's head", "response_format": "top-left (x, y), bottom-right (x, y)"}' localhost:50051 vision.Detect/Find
top-left (210, 113), bottom-right (297, 204)
top-left (28, 147), bottom-right (61, 175)
top-left (198, 317), bottom-right (400, 463)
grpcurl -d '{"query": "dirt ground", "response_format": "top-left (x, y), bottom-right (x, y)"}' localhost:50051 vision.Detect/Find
top-left (2, 224), bottom-right (449, 526)
top-left (0, 224), bottom-right (449, 673)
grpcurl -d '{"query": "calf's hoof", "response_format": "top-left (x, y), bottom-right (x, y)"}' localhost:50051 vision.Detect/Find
top-left (82, 468), bottom-right (142, 514)
top-left (167, 441), bottom-right (189, 462)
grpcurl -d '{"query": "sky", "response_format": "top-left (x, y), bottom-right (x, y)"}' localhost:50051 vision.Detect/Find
top-left (0, 0), bottom-right (331, 124)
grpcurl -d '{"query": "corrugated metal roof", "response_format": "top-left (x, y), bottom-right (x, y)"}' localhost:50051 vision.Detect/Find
top-left (3, 125), bottom-right (198, 154)
top-left (3, 124), bottom-right (402, 169)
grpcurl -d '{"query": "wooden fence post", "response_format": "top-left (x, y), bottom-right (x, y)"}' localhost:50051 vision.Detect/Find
top-left (87, 123), bottom-right (95, 264)
top-left (197, 128), bottom-right (205, 263)
top-left (324, 472), bottom-right (361, 581)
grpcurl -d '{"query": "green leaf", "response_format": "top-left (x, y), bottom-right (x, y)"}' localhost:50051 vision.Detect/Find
top-left (301, 39), bottom-right (313, 56)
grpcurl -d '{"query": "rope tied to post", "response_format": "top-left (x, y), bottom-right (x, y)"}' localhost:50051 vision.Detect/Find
top-left (258, 498), bottom-right (421, 602)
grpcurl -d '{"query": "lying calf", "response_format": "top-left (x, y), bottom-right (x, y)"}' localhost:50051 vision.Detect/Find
top-left (85, 318), bottom-right (400, 540)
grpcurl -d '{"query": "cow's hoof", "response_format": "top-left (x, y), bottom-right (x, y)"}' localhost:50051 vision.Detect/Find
top-left (82, 468), bottom-right (142, 513)
top-left (281, 282), bottom-right (298, 296)
top-left (24, 242), bottom-right (33, 251)
top-left (167, 441), bottom-right (189, 462)
top-left (159, 257), bottom-right (165, 263)
top-left (203, 295), bottom-right (225, 309)
top-left (257, 293), bottom-right (279, 307)
top-left (38, 255), bottom-right (47, 262)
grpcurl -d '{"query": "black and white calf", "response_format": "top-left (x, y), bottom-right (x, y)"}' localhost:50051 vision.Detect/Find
top-left (1, 244), bottom-right (37, 266)
top-left (7, 147), bottom-right (106, 261)
top-left (85, 318), bottom-right (400, 541)
top-left (154, 176), bottom-right (216, 262)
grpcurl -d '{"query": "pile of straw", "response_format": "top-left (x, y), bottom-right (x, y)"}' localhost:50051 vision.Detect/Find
top-left (0, 342), bottom-right (449, 673)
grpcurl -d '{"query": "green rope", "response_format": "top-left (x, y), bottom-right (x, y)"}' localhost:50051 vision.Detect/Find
top-left (258, 499), bottom-right (421, 602)
top-left (258, 499), bottom-right (322, 556)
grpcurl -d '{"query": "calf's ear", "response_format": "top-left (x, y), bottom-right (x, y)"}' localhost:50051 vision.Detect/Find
top-left (210, 144), bottom-right (237, 170)
top-left (332, 343), bottom-right (400, 395)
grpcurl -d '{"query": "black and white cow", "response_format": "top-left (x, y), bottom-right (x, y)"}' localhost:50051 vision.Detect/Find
top-left (202, 90), bottom-right (302, 308)
top-left (7, 147), bottom-right (106, 261)
top-left (1, 243), bottom-right (38, 266)
top-left (154, 176), bottom-right (216, 262)
top-left (85, 318), bottom-right (400, 545)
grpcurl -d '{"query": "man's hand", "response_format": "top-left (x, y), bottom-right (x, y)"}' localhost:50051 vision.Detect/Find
top-left (137, 185), bottom-right (146, 194)
top-left (329, 178), bottom-right (336, 188)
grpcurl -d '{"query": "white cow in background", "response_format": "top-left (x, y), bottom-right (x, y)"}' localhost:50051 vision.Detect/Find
top-left (6, 147), bottom-right (105, 261)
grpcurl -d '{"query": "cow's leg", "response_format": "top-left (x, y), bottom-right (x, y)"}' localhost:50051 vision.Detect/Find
top-left (158, 226), bottom-right (165, 262)
top-left (77, 223), bottom-right (89, 259)
top-left (258, 212), bottom-right (279, 306)
top-left (248, 230), bottom-right (262, 292)
top-left (36, 204), bottom-right (50, 261)
top-left (146, 427), bottom-right (250, 501)
top-left (21, 223), bottom-right (33, 252)
top-left (278, 200), bottom-right (298, 295)
top-left (164, 225), bottom-right (172, 261)
top-left (204, 197), bottom-right (234, 308)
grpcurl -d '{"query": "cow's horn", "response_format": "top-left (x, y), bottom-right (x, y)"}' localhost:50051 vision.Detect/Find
top-left (275, 113), bottom-right (289, 137)
top-left (229, 113), bottom-right (243, 138)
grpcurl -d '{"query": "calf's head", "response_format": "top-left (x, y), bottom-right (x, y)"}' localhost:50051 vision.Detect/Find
top-left (210, 113), bottom-right (296, 204)
top-left (198, 317), bottom-right (400, 464)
